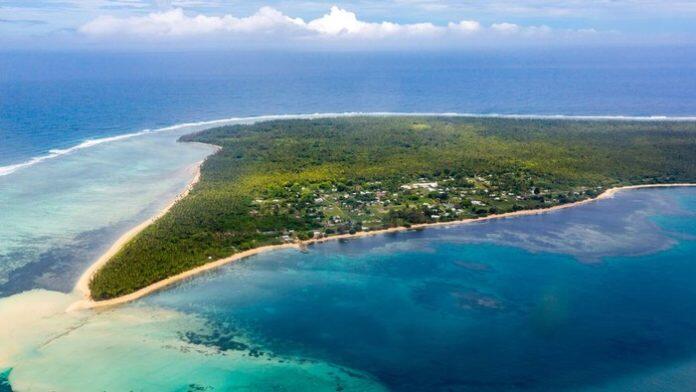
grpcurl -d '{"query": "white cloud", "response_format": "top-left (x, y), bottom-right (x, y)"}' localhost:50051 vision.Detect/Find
top-left (491, 22), bottom-right (520, 34)
top-left (80, 7), bottom-right (306, 36)
top-left (447, 20), bottom-right (482, 33)
top-left (80, 6), bottom-right (448, 38)
top-left (306, 6), bottom-right (441, 37)
top-left (490, 22), bottom-right (555, 36)
top-left (77, 5), bottom-right (601, 46)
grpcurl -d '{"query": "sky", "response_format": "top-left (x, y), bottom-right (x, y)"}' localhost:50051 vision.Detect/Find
top-left (1, 0), bottom-right (695, 50)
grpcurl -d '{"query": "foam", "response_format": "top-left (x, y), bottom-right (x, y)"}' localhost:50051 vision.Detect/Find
top-left (0, 129), bottom-right (151, 177)
top-left (3, 112), bottom-right (696, 177)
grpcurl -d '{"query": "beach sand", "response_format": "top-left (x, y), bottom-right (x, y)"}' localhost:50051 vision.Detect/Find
top-left (70, 159), bottom-right (207, 310)
top-left (69, 182), bottom-right (696, 311)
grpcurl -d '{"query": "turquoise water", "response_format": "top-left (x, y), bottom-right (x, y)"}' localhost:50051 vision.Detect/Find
top-left (2, 187), bottom-right (694, 391)
top-left (137, 188), bottom-right (696, 391)
top-left (0, 289), bottom-right (386, 391)
top-left (0, 369), bottom-right (10, 392)
top-left (0, 115), bottom-right (392, 391)
top-left (0, 123), bottom-right (216, 296)
top-left (0, 115), bottom-right (331, 296)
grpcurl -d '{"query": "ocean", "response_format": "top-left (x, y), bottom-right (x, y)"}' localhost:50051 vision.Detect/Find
top-left (1, 48), bottom-right (696, 391)
top-left (2, 48), bottom-right (696, 169)
top-left (2, 188), bottom-right (696, 391)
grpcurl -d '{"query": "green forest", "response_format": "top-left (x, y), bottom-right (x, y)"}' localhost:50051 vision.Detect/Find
top-left (89, 116), bottom-right (696, 300)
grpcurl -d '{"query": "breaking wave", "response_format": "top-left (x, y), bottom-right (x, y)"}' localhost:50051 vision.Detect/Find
top-left (3, 111), bottom-right (696, 177)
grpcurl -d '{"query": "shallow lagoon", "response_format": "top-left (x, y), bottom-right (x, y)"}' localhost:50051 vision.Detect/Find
top-left (2, 187), bottom-right (695, 391)
top-left (0, 115), bottom-right (324, 296)
top-left (0, 116), bottom-right (392, 391)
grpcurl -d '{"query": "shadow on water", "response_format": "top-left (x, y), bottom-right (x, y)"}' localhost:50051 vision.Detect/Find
top-left (0, 219), bottom-right (139, 297)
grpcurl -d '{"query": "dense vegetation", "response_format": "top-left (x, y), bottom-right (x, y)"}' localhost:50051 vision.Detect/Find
top-left (90, 116), bottom-right (696, 300)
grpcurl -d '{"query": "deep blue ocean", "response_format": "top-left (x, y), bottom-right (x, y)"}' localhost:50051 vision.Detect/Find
top-left (1, 48), bottom-right (696, 391)
top-left (2, 47), bottom-right (696, 168)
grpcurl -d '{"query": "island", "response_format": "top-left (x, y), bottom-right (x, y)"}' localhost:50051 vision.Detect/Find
top-left (86, 116), bottom-right (696, 302)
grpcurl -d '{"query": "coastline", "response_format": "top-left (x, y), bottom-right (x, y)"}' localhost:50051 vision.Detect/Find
top-left (71, 143), bottom-right (221, 309)
top-left (72, 162), bottom-right (202, 299)
top-left (5, 111), bottom-right (696, 178)
top-left (69, 182), bottom-right (696, 311)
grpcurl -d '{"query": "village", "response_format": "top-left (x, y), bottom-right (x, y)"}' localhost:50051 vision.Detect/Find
top-left (251, 173), bottom-right (603, 241)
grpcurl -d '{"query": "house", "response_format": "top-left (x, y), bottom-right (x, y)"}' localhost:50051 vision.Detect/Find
top-left (401, 182), bottom-right (438, 191)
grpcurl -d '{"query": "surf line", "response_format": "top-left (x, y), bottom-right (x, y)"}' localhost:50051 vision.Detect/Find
top-left (5, 111), bottom-right (696, 177)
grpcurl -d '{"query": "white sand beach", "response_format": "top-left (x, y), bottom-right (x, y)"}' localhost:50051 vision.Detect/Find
top-left (71, 182), bottom-right (696, 310)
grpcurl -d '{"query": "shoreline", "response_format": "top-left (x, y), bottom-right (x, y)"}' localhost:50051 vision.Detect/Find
top-left (69, 182), bottom-right (696, 311)
top-left (72, 162), bottom-right (202, 300)
top-left (72, 143), bottom-right (222, 302)
top-left (71, 144), bottom-right (221, 308)
top-left (5, 111), bottom-right (696, 178)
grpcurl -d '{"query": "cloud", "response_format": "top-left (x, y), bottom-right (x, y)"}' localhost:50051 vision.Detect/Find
top-left (447, 20), bottom-right (482, 33)
top-left (79, 6), bottom-right (448, 38)
top-left (306, 6), bottom-right (441, 37)
top-left (382, 0), bottom-right (696, 19)
top-left (77, 5), bottom-right (603, 47)
top-left (491, 22), bottom-right (520, 34)
top-left (491, 22), bottom-right (554, 36)
top-left (79, 7), bottom-right (306, 36)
